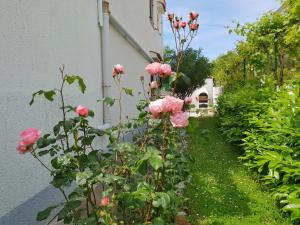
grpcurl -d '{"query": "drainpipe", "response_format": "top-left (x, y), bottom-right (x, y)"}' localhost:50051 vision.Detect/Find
top-left (98, 0), bottom-right (111, 127)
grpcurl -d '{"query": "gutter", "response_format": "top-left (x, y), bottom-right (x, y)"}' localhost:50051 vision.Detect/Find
top-left (98, 0), bottom-right (111, 127)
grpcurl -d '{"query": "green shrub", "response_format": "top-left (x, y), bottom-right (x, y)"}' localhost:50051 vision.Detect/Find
top-left (217, 80), bottom-right (300, 223)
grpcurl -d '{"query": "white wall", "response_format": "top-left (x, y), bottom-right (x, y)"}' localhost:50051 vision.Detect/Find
top-left (0, 0), bottom-right (103, 217)
top-left (109, 0), bottom-right (163, 55)
top-left (105, 25), bottom-right (152, 124)
top-left (191, 78), bottom-right (214, 108)
top-left (0, 0), bottom-right (164, 218)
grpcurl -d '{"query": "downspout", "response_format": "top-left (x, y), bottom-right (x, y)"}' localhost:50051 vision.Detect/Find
top-left (98, 0), bottom-right (110, 126)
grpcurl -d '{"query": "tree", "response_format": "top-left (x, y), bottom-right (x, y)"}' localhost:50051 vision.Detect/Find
top-left (164, 47), bottom-right (211, 98)
top-left (215, 0), bottom-right (300, 87)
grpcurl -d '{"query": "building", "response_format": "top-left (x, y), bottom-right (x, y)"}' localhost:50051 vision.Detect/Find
top-left (190, 78), bottom-right (223, 109)
top-left (0, 0), bottom-right (166, 224)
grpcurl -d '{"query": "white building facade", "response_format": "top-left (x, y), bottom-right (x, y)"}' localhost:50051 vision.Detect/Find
top-left (0, 0), bottom-right (165, 223)
top-left (191, 78), bottom-right (223, 108)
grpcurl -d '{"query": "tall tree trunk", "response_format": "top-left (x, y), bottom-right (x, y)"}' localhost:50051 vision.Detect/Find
top-left (279, 54), bottom-right (285, 86)
top-left (243, 58), bottom-right (247, 81)
top-left (274, 37), bottom-right (278, 83)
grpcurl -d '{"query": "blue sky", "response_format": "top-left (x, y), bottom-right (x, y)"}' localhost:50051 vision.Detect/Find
top-left (163, 0), bottom-right (280, 60)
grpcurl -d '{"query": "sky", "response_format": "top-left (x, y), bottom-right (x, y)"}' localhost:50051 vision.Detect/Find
top-left (163, 0), bottom-right (281, 60)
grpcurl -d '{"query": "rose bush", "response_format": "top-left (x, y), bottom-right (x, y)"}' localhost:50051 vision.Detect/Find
top-left (17, 10), bottom-right (199, 225)
top-left (17, 60), bottom-right (191, 224)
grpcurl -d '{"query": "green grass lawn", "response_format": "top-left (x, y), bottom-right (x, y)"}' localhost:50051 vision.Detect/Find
top-left (185, 117), bottom-right (292, 225)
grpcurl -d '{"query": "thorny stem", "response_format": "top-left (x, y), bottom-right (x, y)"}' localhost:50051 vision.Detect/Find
top-left (59, 66), bottom-right (70, 151)
top-left (31, 151), bottom-right (69, 202)
top-left (113, 77), bottom-right (123, 141)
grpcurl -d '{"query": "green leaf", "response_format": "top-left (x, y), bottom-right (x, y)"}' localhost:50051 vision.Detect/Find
top-left (64, 120), bottom-right (74, 132)
top-left (65, 75), bottom-right (86, 94)
top-left (153, 217), bottom-right (165, 225)
top-left (29, 90), bottom-right (56, 106)
top-left (53, 124), bottom-right (61, 136)
top-left (144, 147), bottom-right (163, 171)
top-left (38, 150), bottom-right (50, 157)
top-left (36, 205), bottom-right (58, 221)
top-left (44, 90), bottom-right (56, 101)
top-left (117, 142), bottom-right (136, 153)
top-left (36, 135), bottom-right (56, 149)
top-left (66, 200), bottom-right (81, 209)
top-left (149, 153), bottom-right (163, 171)
top-left (99, 97), bottom-right (115, 107)
top-left (88, 110), bottom-right (95, 118)
top-left (122, 88), bottom-right (134, 96)
top-left (87, 128), bottom-right (104, 136)
top-left (135, 159), bottom-right (148, 175)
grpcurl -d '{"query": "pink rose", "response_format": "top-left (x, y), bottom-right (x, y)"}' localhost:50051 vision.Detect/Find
top-left (17, 141), bottom-right (28, 154)
top-left (180, 21), bottom-right (187, 28)
top-left (150, 81), bottom-right (159, 89)
top-left (149, 99), bottom-right (164, 118)
top-left (20, 128), bottom-right (41, 146)
top-left (145, 62), bottom-right (161, 76)
top-left (17, 128), bottom-right (41, 154)
top-left (76, 105), bottom-right (89, 117)
top-left (100, 196), bottom-right (110, 207)
top-left (190, 23), bottom-right (199, 31)
top-left (173, 21), bottom-right (180, 29)
top-left (112, 64), bottom-right (124, 77)
top-left (162, 96), bottom-right (184, 113)
top-left (170, 111), bottom-right (189, 128)
top-left (168, 12), bottom-right (174, 21)
top-left (184, 97), bottom-right (192, 104)
top-left (159, 64), bottom-right (172, 77)
top-left (190, 11), bottom-right (199, 20)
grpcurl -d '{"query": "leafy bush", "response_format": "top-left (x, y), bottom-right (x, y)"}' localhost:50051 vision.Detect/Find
top-left (16, 65), bottom-right (191, 225)
top-left (217, 81), bottom-right (273, 144)
top-left (217, 80), bottom-right (300, 223)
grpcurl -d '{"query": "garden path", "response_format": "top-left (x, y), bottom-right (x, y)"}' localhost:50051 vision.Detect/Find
top-left (185, 117), bottom-right (292, 225)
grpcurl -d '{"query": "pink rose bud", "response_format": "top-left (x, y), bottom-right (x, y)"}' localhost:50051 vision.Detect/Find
top-left (76, 105), bottom-right (89, 117)
top-left (17, 128), bottom-right (41, 154)
top-left (168, 12), bottom-right (174, 21)
top-left (159, 64), bottom-right (173, 77)
top-left (112, 64), bottom-right (124, 77)
top-left (173, 21), bottom-right (180, 29)
top-left (180, 21), bottom-right (187, 28)
top-left (145, 62), bottom-right (161, 76)
top-left (184, 97), bottom-right (193, 104)
top-left (149, 99), bottom-right (164, 118)
top-left (170, 111), bottom-right (189, 128)
top-left (162, 95), bottom-right (184, 113)
top-left (150, 81), bottom-right (159, 89)
top-left (190, 11), bottom-right (199, 20)
top-left (190, 23), bottom-right (199, 31)
top-left (100, 196), bottom-right (110, 207)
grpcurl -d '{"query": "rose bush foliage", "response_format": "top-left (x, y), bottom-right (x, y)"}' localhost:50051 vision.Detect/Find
top-left (17, 61), bottom-right (191, 225)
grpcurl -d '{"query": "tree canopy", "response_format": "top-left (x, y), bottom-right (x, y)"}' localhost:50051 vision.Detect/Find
top-left (164, 47), bottom-right (211, 98)
top-left (213, 0), bottom-right (300, 87)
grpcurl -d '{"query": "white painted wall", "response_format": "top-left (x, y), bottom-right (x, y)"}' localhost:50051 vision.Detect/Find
top-left (0, 0), bottom-right (164, 217)
top-left (105, 25), bottom-right (152, 124)
top-left (109, 0), bottom-right (163, 56)
top-left (191, 78), bottom-right (215, 108)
